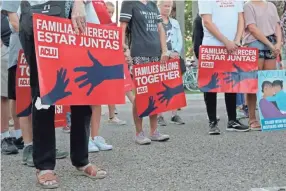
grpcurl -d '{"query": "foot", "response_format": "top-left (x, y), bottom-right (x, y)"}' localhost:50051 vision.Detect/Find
top-left (93, 136), bottom-right (113, 151)
top-left (135, 131), bottom-right (151, 145)
top-left (36, 170), bottom-right (59, 189)
top-left (22, 145), bottom-right (34, 167)
top-left (1, 137), bottom-right (18, 155)
top-left (226, 120), bottom-right (250, 132)
top-left (209, 121), bottom-right (221, 135)
top-left (56, 149), bottom-right (69, 159)
top-left (114, 107), bottom-right (118, 115)
top-left (62, 125), bottom-right (70, 133)
top-left (171, 115), bottom-right (185, 125)
top-left (13, 136), bottom-right (24, 149)
top-left (157, 116), bottom-right (167, 126)
top-left (108, 117), bottom-right (126, 125)
top-left (249, 120), bottom-right (261, 131)
top-left (88, 138), bottom-right (99, 153)
top-left (150, 130), bottom-right (170, 142)
top-left (76, 163), bottom-right (107, 179)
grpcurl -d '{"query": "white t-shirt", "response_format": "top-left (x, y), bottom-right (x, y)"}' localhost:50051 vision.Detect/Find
top-left (198, 0), bottom-right (243, 46)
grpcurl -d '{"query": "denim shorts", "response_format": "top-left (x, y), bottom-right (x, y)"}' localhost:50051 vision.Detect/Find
top-left (246, 35), bottom-right (276, 60)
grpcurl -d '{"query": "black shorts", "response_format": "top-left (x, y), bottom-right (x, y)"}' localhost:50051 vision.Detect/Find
top-left (8, 65), bottom-right (17, 100)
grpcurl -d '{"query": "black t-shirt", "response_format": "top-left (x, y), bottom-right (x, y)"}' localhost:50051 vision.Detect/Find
top-left (120, 0), bottom-right (162, 57)
top-left (1, 14), bottom-right (12, 47)
top-left (192, 14), bottom-right (204, 59)
top-left (162, 21), bottom-right (172, 51)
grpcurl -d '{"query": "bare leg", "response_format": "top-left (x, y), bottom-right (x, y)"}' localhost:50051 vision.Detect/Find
top-left (19, 116), bottom-right (32, 144)
top-left (108, 105), bottom-right (115, 119)
top-left (171, 110), bottom-right (177, 116)
top-left (149, 114), bottom-right (158, 135)
top-left (132, 99), bottom-right (143, 135)
top-left (126, 91), bottom-right (134, 104)
top-left (10, 100), bottom-right (20, 130)
top-left (263, 59), bottom-right (277, 70)
top-left (90, 105), bottom-right (101, 138)
top-left (1, 97), bottom-right (9, 134)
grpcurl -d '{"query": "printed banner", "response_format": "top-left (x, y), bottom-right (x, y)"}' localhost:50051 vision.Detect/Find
top-left (257, 70), bottom-right (286, 131)
top-left (198, 46), bottom-right (259, 93)
top-left (16, 50), bottom-right (70, 128)
top-left (33, 14), bottom-right (125, 105)
top-left (124, 63), bottom-right (134, 92)
top-left (133, 59), bottom-right (186, 117)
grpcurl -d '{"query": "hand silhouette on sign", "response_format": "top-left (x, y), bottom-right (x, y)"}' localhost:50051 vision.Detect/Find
top-left (41, 68), bottom-right (72, 105)
top-left (157, 82), bottom-right (184, 107)
top-left (139, 96), bottom-right (158, 118)
top-left (74, 50), bottom-right (124, 96)
top-left (17, 103), bottom-right (32, 117)
top-left (223, 63), bottom-right (258, 87)
top-left (199, 72), bottom-right (220, 92)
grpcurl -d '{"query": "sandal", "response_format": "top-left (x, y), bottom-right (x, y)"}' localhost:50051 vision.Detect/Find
top-left (76, 163), bottom-right (107, 179)
top-left (36, 170), bottom-right (59, 189)
top-left (249, 120), bottom-right (261, 131)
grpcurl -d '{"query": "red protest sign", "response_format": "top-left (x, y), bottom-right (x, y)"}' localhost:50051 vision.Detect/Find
top-left (16, 50), bottom-right (70, 128)
top-left (124, 63), bottom-right (134, 92)
top-left (16, 50), bottom-right (31, 117)
top-left (133, 59), bottom-right (186, 117)
top-left (198, 46), bottom-right (259, 93)
top-left (33, 14), bottom-right (125, 105)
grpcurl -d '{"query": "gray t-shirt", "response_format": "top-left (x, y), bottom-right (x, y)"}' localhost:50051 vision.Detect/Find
top-left (120, 0), bottom-right (162, 57)
top-left (162, 20), bottom-right (172, 51)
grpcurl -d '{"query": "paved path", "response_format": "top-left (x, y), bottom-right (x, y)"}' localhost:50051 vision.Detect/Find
top-left (1, 99), bottom-right (286, 191)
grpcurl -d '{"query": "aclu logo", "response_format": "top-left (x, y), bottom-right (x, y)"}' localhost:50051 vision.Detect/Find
top-left (136, 86), bottom-right (148, 94)
top-left (201, 62), bottom-right (214, 68)
top-left (39, 46), bottom-right (59, 59)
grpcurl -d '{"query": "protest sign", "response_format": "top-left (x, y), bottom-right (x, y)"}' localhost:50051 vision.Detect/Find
top-left (33, 14), bottom-right (125, 105)
top-left (124, 63), bottom-right (134, 92)
top-left (16, 50), bottom-right (70, 128)
top-left (257, 70), bottom-right (286, 131)
top-left (133, 59), bottom-right (186, 118)
top-left (198, 46), bottom-right (259, 93)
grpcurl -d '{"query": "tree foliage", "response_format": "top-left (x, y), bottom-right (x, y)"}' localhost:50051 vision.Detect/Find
top-left (184, 1), bottom-right (193, 57)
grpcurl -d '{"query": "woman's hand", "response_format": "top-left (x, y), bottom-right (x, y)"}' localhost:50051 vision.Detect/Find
top-left (160, 52), bottom-right (169, 64)
top-left (274, 43), bottom-right (282, 55)
top-left (71, 0), bottom-right (86, 34)
top-left (170, 52), bottom-right (180, 59)
top-left (124, 48), bottom-right (132, 65)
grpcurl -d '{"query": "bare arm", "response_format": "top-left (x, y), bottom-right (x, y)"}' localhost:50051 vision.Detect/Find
top-left (7, 12), bottom-right (19, 32)
top-left (201, 14), bottom-right (229, 45)
top-left (234, 12), bottom-right (244, 43)
top-left (120, 22), bottom-right (128, 49)
top-left (247, 24), bottom-right (273, 49)
top-left (158, 23), bottom-right (168, 54)
top-left (275, 22), bottom-right (282, 46)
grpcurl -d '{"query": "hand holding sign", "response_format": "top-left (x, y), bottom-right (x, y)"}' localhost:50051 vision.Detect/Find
top-left (157, 82), bottom-right (184, 106)
top-left (200, 72), bottom-right (220, 92)
top-left (41, 68), bottom-right (72, 105)
top-left (74, 50), bottom-right (124, 96)
top-left (139, 96), bottom-right (158, 118)
top-left (223, 63), bottom-right (258, 87)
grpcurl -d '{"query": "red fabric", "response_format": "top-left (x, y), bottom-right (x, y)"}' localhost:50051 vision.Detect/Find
top-left (92, 0), bottom-right (112, 24)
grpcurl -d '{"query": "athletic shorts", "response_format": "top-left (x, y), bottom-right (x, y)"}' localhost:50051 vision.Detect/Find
top-left (247, 34), bottom-right (277, 60)
top-left (1, 45), bottom-right (9, 97)
top-left (8, 65), bottom-right (17, 100)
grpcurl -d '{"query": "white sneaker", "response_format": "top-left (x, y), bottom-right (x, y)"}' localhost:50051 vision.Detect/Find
top-left (88, 138), bottom-right (99, 153)
top-left (93, 136), bottom-right (113, 151)
top-left (108, 117), bottom-right (126, 125)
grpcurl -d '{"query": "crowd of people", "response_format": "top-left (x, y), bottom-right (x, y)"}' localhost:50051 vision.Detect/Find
top-left (1, 0), bottom-right (285, 189)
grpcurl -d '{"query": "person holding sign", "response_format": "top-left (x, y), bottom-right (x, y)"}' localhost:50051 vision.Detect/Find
top-left (198, 0), bottom-right (250, 135)
top-left (156, 0), bottom-right (185, 126)
top-left (243, 0), bottom-right (282, 130)
top-left (120, 0), bottom-right (170, 145)
top-left (18, 0), bottom-right (106, 189)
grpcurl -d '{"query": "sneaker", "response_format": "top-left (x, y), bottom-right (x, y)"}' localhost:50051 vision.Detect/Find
top-left (150, 130), bottom-right (170, 142)
top-left (22, 145), bottom-right (34, 167)
top-left (108, 117), bottom-right (126, 125)
top-left (226, 120), bottom-right (250, 132)
top-left (62, 125), bottom-right (71, 133)
top-left (9, 119), bottom-right (14, 127)
top-left (158, 116), bottom-right (167, 126)
top-left (1, 137), bottom-right (18, 155)
top-left (56, 149), bottom-right (69, 159)
top-left (171, 115), bottom-right (185, 125)
top-left (88, 138), bottom-right (99, 153)
top-left (93, 136), bottom-right (113, 151)
top-left (236, 108), bottom-right (247, 119)
top-left (135, 131), bottom-right (151, 145)
top-left (209, 121), bottom-right (221, 135)
top-left (13, 136), bottom-right (24, 149)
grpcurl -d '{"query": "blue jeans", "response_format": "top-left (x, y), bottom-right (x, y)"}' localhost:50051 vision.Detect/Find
top-left (236, 93), bottom-right (244, 106)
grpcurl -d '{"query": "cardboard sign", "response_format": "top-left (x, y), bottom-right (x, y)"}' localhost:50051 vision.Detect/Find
top-left (33, 14), bottom-right (125, 105)
top-left (257, 70), bottom-right (286, 131)
top-left (198, 46), bottom-right (259, 93)
top-left (16, 50), bottom-right (70, 128)
top-left (133, 59), bottom-right (186, 117)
